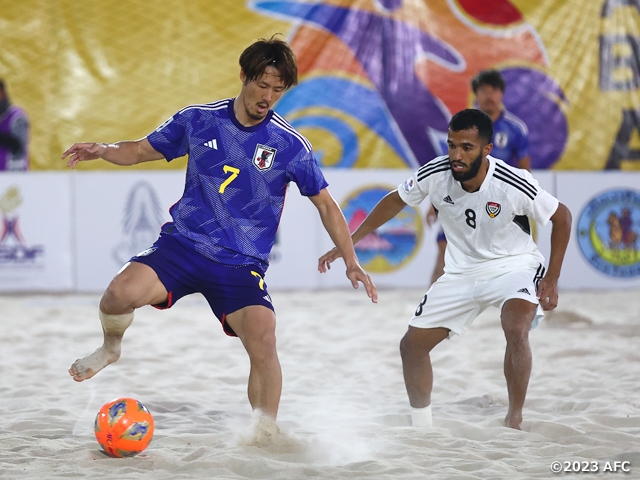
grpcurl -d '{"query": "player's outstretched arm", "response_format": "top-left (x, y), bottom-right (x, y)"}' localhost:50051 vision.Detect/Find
top-left (62, 138), bottom-right (164, 168)
top-left (309, 188), bottom-right (378, 303)
top-left (537, 202), bottom-right (572, 311)
top-left (317, 189), bottom-right (408, 271)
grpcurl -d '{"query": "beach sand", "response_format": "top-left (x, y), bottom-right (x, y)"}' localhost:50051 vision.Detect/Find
top-left (1, 288), bottom-right (639, 479)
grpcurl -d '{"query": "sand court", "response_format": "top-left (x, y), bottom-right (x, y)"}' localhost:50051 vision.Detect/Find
top-left (1, 288), bottom-right (639, 479)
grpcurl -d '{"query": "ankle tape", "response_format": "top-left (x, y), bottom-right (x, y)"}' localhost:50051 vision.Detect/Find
top-left (99, 311), bottom-right (134, 335)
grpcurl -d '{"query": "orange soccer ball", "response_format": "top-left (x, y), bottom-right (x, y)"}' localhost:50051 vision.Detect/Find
top-left (94, 397), bottom-right (154, 458)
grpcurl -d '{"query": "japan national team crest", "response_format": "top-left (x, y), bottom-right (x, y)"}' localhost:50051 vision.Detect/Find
top-left (486, 202), bottom-right (501, 218)
top-left (253, 144), bottom-right (277, 170)
top-left (495, 132), bottom-right (509, 148)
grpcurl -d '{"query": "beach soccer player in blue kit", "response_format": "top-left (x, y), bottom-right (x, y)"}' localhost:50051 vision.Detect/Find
top-left (62, 35), bottom-right (377, 420)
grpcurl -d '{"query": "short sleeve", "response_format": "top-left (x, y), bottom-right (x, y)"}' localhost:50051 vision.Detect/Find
top-left (532, 189), bottom-right (559, 226)
top-left (147, 113), bottom-right (189, 161)
top-left (286, 150), bottom-right (329, 197)
top-left (397, 171), bottom-right (429, 206)
top-left (520, 170), bottom-right (558, 225)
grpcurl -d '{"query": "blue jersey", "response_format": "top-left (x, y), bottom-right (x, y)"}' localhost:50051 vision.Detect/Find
top-left (490, 110), bottom-right (529, 168)
top-left (147, 98), bottom-right (328, 270)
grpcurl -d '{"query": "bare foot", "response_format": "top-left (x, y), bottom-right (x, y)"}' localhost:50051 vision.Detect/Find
top-left (68, 344), bottom-right (121, 382)
top-left (238, 411), bottom-right (305, 453)
top-left (504, 411), bottom-right (523, 430)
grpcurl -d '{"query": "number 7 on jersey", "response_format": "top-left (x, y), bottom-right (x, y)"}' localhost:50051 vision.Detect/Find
top-left (219, 165), bottom-right (240, 193)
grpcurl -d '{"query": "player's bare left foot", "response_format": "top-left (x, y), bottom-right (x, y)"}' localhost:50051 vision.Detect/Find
top-left (68, 338), bottom-right (122, 382)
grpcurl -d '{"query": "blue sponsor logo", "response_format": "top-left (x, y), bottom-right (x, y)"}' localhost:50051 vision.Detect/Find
top-left (576, 189), bottom-right (640, 277)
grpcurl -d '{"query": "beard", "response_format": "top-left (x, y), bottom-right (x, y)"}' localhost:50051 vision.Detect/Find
top-left (245, 106), bottom-right (266, 121)
top-left (451, 151), bottom-right (483, 182)
top-left (244, 100), bottom-right (269, 122)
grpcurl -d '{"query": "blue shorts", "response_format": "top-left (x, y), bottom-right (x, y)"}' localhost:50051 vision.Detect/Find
top-left (436, 228), bottom-right (447, 243)
top-left (129, 233), bottom-right (274, 337)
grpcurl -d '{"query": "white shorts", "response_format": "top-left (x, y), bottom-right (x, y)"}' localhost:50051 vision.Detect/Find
top-left (409, 264), bottom-right (545, 337)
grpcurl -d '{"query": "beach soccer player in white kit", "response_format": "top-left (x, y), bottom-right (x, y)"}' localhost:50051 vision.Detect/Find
top-left (319, 108), bottom-right (572, 429)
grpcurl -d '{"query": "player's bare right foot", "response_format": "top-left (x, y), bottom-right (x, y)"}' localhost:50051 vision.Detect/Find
top-left (504, 411), bottom-right (523, 430)
top-left (69, 345), bottom-right (121, 382)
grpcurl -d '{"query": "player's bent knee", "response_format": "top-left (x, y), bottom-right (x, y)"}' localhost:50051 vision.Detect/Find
top-left (245, 331), bottom-right (277, 363)
top-left (501, 319), bottom-right (531, 342)
top-left (101, 277), bottom-right (166, 313)
top-left (100, 284), bottom-right (136, 313)
top-left (399, 334), bottom-right (410, 354)
top-left (401, 327), bottom-right (448, 357)
top-left (501, 302), bottom-right (536, 337)
top-left (400, 332), bottom-right (423, 358)
top-left (239, 318), bottom-right (277, 352)
top-left (101, 262), bottom-right (167, 312)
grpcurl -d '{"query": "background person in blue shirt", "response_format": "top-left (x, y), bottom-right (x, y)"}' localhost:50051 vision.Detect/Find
top-left (427, 69), bottom-right (531, 285)
top-left (62, 35), bottom-right (377, 421)
top-left (472, 69), bottom-right (530, 171)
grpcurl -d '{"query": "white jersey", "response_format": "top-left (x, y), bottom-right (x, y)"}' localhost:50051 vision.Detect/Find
top-left (398, 155), bottom-right (559, 276)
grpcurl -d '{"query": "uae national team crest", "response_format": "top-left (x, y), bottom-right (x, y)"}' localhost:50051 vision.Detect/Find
top-left (253, 144), bottom-right (276, 171)
top-left (486, 202), bottom-right (501, 218)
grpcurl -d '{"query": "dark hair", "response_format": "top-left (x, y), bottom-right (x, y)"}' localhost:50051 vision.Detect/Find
top-left (239, 34), bottom-right (298, 90)
top-left (0, 78), bottom-right (5, 93)
top-left (449, 109), bottom-right (494, 144)
top-left (471, 69), bottom-right (506, 93)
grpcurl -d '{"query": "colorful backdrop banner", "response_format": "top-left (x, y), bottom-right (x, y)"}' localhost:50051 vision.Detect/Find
top-left (1, 0), bottom-right (639, 171)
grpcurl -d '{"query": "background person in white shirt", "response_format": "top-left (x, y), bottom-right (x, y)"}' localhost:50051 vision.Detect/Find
top-left (319, 109), bottom-right (571, 430)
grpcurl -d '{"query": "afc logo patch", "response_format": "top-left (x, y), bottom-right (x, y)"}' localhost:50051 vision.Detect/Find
top-left (402, 178), bottom-right (414, 193)
top-left (486, 202), bottom-right (501, 218)
top-left (253, 144), bottom-right (277, 170)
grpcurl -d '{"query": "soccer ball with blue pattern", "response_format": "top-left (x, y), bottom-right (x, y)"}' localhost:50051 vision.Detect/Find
top-left (94, 397), bottom-right (154, 458)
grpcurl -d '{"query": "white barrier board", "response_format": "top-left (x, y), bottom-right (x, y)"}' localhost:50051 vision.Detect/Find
top-left (74, 172), bottom-right (184, 292)
top-left (267, 169), bottom-right (439, 290)
top-left (0, 172), bottom-right (74, 291)
top-left (0, 170), bottom-right (638, 292)
top-left (557, 172), bottom-right (640, 289)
